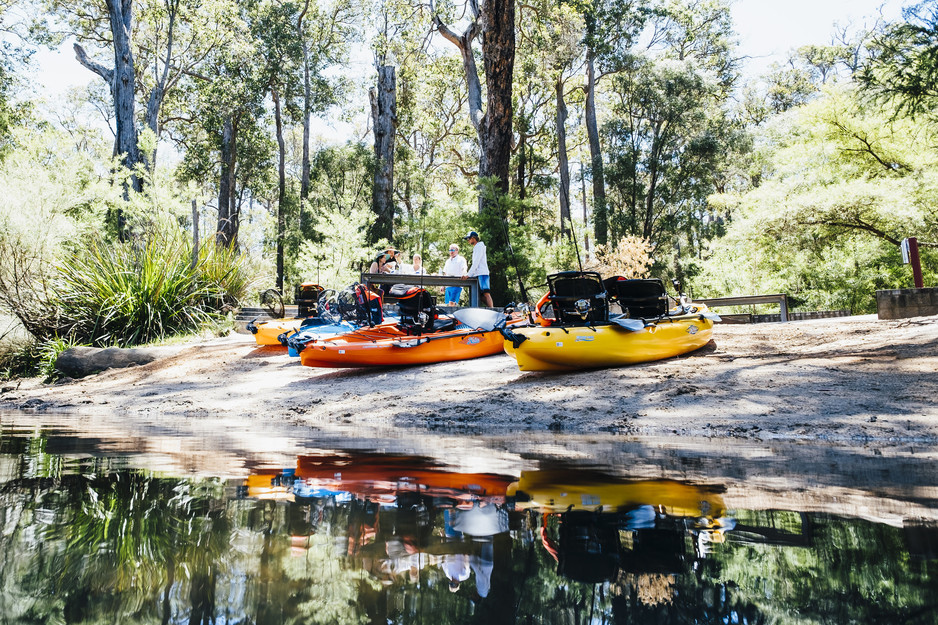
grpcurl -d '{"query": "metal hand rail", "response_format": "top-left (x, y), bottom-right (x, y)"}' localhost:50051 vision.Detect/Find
top-left (695, 294), bottom-right (789, 322)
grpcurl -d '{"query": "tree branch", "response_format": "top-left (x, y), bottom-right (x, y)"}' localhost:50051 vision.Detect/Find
top-left (73, 42), bottom-right (114, 84)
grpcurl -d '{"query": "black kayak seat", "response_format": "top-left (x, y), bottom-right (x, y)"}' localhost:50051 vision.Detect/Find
top-left (546, 271), bottom-right (609, 325)
top-left (603, 277), bottom-right (668, 319)
top-left (295, 283), bottom-right (324, 317)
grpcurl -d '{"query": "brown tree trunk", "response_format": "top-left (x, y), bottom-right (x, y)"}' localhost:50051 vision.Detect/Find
top-left (585, 50), bottom-right (607, 245)
top-left (479, 0), bottom-right (515, 198)
top-left (644, 120), bottom-right (664, 239)
top-left (273, 89), bottom-right (287, 292)
top-left (369, 65), bottom-right (397, 244)
top-left (556, 77), bottom-right (571, 236)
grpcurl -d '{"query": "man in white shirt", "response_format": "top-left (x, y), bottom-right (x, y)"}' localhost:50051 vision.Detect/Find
top-left (463, 230), bottom-right (494, 307)
top-left (441, 244), bottom-right (468, 305)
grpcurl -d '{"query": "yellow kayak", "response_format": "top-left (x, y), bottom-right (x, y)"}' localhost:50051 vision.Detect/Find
top-left (507, 469), bottom-right (726, 519)
top-left (502, 306), bottom-right (715, 371)
top-left (247, 317), bottom-right (306, 346)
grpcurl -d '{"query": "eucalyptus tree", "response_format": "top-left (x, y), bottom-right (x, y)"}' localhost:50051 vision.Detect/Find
top-left (174, 0), bottom-right (274, 248)
top-left (252, 0), bottom-right (305, 291)
top-left (53, 0), bottom-right (142, 231)
top-left (395, 52), bottom-right (477, 202)
top-left (367, 0), bottom-right (410, 244)
top-left (580, 0), bottom-right (653, 245)
top-left (430, 0), bottom-right (515, 201)
top-left (515, 0), bottom-right (585, 236)
top-left (601, 0), bottom-right (742, 278)
top-left (859, 1), bottom-right (938, 122)
top-left (297, 0), bottom-right (357, 203)
top-left (134, 0), bottom-right (240, 167)
top-left (429, 0), bottom-right (515, 303)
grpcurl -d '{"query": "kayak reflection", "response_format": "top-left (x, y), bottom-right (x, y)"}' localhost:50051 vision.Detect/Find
top-left (244, 454), bottom-right (734, 598)
top-left (509, 469), bottom-right (734, 585)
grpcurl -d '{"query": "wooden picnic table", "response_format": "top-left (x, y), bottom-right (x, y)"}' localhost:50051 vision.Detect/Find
top-left (361, 273), bottom-right (481, 307)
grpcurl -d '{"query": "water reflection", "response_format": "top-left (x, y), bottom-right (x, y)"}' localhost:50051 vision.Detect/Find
top-left (1, 426), bottom-right (937, 623)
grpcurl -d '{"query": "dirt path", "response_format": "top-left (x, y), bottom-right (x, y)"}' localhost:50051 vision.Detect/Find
top-left (2, 314), bottom-right (936, 449)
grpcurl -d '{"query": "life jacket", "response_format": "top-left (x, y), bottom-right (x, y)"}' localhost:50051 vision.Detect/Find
top-left (352, 283), bottom-right (383, 325)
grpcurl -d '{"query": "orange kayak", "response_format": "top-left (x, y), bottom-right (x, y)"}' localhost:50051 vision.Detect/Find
top-left (299, 310), bottom-right (524, 367)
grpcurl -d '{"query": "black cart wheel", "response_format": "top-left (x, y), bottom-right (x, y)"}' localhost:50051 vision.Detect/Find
top-left (260, 288), bottom-right (285, 319)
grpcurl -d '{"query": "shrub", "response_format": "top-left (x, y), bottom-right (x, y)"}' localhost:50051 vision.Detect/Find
top-left (52, 234), bottom-right (253, 347)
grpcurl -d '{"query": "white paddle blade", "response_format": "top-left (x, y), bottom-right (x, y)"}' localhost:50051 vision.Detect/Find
top-left (452, 308), bottom-right (506, 331)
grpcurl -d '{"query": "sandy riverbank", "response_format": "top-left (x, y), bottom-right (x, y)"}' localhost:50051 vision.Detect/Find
top-left (1, 314), bottom-right (936, 446)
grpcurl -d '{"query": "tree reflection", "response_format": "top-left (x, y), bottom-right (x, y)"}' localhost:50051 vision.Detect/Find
top-left (1, 434), bottom-right (937, 623)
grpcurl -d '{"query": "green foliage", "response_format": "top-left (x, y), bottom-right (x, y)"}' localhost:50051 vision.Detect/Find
top-left (289, 143), bottom-right (375, 289)
top-left (51, 233), bottom-right (252, 347)
top-left (294, 193), bottom-right (376, 289)
top-left (699, 85), bottom-right (938, 312)
top-left (859, 1), bottom-right (938, 122)
top-left (476, 178), bottom-right (547, 304)
top-left (0, 335), bottom-right (74, 381)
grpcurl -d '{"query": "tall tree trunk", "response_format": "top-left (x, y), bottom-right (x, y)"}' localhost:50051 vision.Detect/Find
top-left (369, 65), bottom-right (397, 244)
top-left (556, 77), bottom-right (571, 236)
top-left (273, 89), bottom-right (287, 293)
top-left (585, 49), bottom-right (607, 245)
top-left (217, 118), bottom-right (239, 247)
top-left (433, 16), bottom-right (485, 179)
top-left (479, 0), bottom-right (515, 198)
top-left (142, 0), bottom-right (178, 173)
top-left (74, 0), bottom-right (141, 240)
top-left (644, 121), bottom-right (664, 240)
top-left (433, 0), bottom-right (515, 302)
top-left (109, 0), bottom-right (141, 198)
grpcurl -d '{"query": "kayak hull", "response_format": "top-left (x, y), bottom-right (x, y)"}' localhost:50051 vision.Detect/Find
top-left (299, 326), bottom-right (506, 367)
top-left (507, 470), bottom-right (726, 518)
top-left (249, 317), bottom-right (304, 346)
top-left (503, 311), bottom-right (714, 371)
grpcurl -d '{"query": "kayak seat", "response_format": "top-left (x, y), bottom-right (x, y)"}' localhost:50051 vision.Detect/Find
top-left (603, 277), bottom-right (668, 319)
top-left (546, 271), bottom-right (609, 325)
top-left (431, 317), bottom-right (459, 333)
top-left (295, 283), bottom-right (324, 317)
top-left (392, 284), bottom-right (437, 334)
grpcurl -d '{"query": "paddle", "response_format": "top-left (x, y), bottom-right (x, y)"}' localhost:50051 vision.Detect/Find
top-left (608, 316), bottom-right (646, 332)
top-left (701, 311), bottom-right (722, 322)
top-left (452, 308), bottom-right (508, 331)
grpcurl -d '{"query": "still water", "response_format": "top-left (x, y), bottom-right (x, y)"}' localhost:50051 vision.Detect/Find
top-left (1, 414), bottom-right (937, 624)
